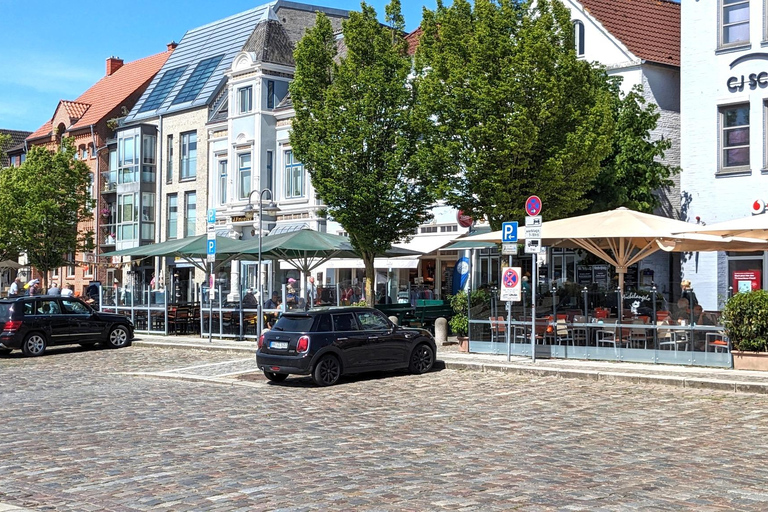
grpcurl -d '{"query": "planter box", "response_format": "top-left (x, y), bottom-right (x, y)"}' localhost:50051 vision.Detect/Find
top-left (457, 336), bottom-right (469, 353)
top-left (733, 350), bottom-right (768, 371)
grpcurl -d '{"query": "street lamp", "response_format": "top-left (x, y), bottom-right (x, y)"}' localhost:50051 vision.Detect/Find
top-left (245, 189), bottom-right (279, 339)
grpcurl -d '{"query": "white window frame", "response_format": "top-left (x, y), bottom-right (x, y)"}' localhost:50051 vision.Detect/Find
top-left (238, 153), bottom-right (252, 200)
top-left (720, 0), bottom-right (750, 47)
top-left (283, 150), bottom-right (305, 199)
top-left (238, 86), bottom-right (253, 114)
top-left (184, 191), bottom-right (197, 237)
top-left (218, 158), bottom-right (228, 205)
top-left (720, 103), bottom-right (750, 173)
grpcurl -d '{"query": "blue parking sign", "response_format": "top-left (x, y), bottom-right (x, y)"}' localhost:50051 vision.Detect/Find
top-left (207, 239), bottom-right (216, 255)
top-left (502, 221), bottom-right (518, 243)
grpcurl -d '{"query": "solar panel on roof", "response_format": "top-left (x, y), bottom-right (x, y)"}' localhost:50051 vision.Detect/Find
top-left (138, 66), bottom-right (187, 113)
top-left (172, 55), bottom-right (224, 105)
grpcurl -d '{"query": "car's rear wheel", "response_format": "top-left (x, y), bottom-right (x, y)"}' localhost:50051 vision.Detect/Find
top-left (22, 333), bottom-right (46, 357)
top-left (409, 344), bottom-right (434, 374)
top-left (263, 371), bottom-right (288, 383)
top-left (105, 326), bottom-right (131, 349)
top-left (313, 355), bottom-right (341, 386)
top-left (0, 348), bottom-right (12, 356)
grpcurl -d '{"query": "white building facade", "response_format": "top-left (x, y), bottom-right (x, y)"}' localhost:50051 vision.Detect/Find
top-left (681, 0), bottom-right (768, 309)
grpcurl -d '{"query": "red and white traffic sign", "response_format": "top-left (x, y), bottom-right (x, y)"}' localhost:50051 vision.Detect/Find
top-left (500, 267), bottom-right (521, 302)
top-left (525, 196), bottom-right (542, 216)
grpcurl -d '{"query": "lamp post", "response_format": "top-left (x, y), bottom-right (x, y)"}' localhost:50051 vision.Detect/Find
top-left (244, 189), bottom-right (279, 340)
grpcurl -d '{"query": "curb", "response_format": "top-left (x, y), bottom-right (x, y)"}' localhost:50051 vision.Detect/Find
top-left (441, 360), bottom-right (768, 394)
top-left (132, 339), bottom-right (257, 354)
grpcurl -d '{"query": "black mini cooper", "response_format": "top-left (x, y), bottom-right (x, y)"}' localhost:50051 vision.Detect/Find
top-left (0, 296), bottom-right (134, 357)
top-left (257, 307), bottom-right (436, 386)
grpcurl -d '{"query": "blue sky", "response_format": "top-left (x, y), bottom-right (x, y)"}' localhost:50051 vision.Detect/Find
top-left (0, 0), bottom-right (433, 132)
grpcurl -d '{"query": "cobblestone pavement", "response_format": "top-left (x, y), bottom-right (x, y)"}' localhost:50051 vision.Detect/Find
top-left (2, 345), bottom-right (768, 511)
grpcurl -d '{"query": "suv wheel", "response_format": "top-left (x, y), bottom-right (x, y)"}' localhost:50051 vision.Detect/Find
top-left (263, 371), bottom-right (288, 383)
top-left (22, 333), bottom-right (46, 357)
top-left (105, 326), bottom-right (131, 349)
top-left (313, 355), bottom-right (341, 386)
top-left (409, 344), bottom-right (434, 374)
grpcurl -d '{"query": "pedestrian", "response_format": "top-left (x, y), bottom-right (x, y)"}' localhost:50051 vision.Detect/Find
top-left (47, 282), bottom-right (61, 296)
top-left (61, 284), bottom-right (74, 297)
top-left (307, 276), bottom-right (317, 307)
top-left (243, 289), bottom-right (258, 307)
top-left (264, 291), bottom-right (281, 309)
top-left (8, 277), bottom-right (23, 297)
top-left (29, 282), bottom-right (40, 296)
top-left (681, 279), bottom-right (698, 309)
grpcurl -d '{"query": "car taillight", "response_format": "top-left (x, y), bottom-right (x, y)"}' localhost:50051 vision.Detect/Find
top-left (297, 335), bottom-right (310, 353)
top-left (258, 333), bottom-right (265, 350)
top-left (3, 320), bottom-right (21, 332)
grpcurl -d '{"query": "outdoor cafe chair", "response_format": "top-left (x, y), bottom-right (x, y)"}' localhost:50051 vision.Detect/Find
top-left (706, 331), bottom-right (730, 353)
top-left (489, 316), bottom-right (507, 343)
top-left (596, 320), bottom-right (623, 349)
top-left (570, 315), bottom-right (589, 346)
top-left (657, 320), bottom-right (688, 351)
top-left (622, 319), bottom-right (649, 349)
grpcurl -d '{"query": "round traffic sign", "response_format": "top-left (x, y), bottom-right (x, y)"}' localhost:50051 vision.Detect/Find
top-left (503, 268), bottom-right (519, 289)
top-left (457, 210), bottom-right (474, 228)
top-left (525, 195), bottom-right (542, 216)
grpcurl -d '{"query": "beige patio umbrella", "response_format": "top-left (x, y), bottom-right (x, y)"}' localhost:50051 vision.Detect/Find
top-left (673, 213), bottom-right (768, 240)
top-left (463, 207), bottom-right (767, 290)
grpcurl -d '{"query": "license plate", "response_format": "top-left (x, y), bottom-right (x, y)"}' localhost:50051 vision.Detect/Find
top-left (270, 341), bottom-right (288, 350)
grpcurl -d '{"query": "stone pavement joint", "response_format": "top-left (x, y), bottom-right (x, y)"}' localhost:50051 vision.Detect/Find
top-left (133, 334), bottom-right (768, 394)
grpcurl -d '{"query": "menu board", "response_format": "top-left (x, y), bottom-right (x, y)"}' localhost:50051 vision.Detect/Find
top-left (576, 266), bottom-right (592, 285)
top-left (593, 265), bottom-right (610, 289)
top-left (625, 265), bottom-right (638, 288)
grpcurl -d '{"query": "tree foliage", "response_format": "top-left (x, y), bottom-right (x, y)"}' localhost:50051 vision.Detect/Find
top-left (290, 1), bottom-right (438, 305)
top-left (0, 138), bottom-right (94, 286)
top-left (584, 85), bottom-right (679, 213)
top-left (0, 133), bottom-right (10, 165)
top-left (415, 0), bottom-right (616, 228)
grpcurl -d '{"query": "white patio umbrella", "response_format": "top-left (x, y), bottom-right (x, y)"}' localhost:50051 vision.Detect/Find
top-left (462, 207), bottom-right (767, 290)
top-left (673, 213), bottom-right (768, 240)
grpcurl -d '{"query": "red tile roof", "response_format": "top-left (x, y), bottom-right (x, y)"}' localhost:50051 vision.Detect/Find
top-left (27, 50), bottom-right (172, 141)
top-left (405, 27), bottom-right (422, 57)
top-left (579, 0), bottom-right (680, 67)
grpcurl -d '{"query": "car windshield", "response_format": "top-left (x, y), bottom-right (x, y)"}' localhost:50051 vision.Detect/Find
top-left (272, 315), bottom-right (314, 333)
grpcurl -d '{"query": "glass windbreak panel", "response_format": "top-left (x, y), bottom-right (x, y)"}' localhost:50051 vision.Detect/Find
top-left (723, 0), bottom-right (749, 45)
top-left (139, 66), bottom-right (186, 112)
top-left (172, 55), bottom-right (223, 104)
top-left (722, 105), bottom-right (749, 168)
top-left (239, 153), bottom-right (252, 199)
top-left (273, 314), bottom-right (314, 333)
top-left (167, 194), bottom-right (178, 239)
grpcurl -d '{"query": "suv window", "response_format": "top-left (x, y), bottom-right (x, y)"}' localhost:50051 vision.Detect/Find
top-left (273, 314), bottom-right (314, 333)
top-left (38, 300), bottom-right (61, 315)
top-left (356, 310), bottom-right (390, 330)
top-left (62, 299), bottom-right (90, 314)
top-left (21, 301), bottom-right (33, 316)
top-left (332, 313), bottom-right (359, 332)
top-left (316, 314), bottom-right (332, 332)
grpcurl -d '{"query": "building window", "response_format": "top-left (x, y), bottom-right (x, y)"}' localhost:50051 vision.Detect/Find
top-left (219, 159), bottom-right (228, 205)
top-left (138, 66), bottom-right (187, 113)
top-left (266, 150), bottom-right (273, 194)
top-left (118, 193), bottom-right (138, 241)
top-left (283, 150), bottom-right (304, 199)
top-left (238, 86), bottom-right (252, 114)
top-left (172, 55), bottom-right (223, 105)
top-left (721, 0), bottom-right (749, 46)
top-left (67, 252), bottom-right (76, 278)
top-left (185, 192), bottom-right (197, 237)
top-left (167, 194), bottom-right (178, 239)
top-left (118, 134), bottom-right (138, 183)
top-left (180, 131), bottom-right (197, 180)
top-left (421, 226), bottom-right (438, 234)
top-left (141, 192), bottom-right (155, 240)
top-left (573, 20), bottom-right (585, 56)
top-left (267, 80), bottom-right (275, 109)
top-left (721, 104), bottom-right (750, 171)
top-left (84, 263), bottom-right (94, 277)
top-left (166, 135), bottom-right (173, 183)
top-left (142, 135), bottom-right (156, 165)
top-left (238, 153), bottom-right (252, 200)
top-left (52, 267), bottom-right (59, 279)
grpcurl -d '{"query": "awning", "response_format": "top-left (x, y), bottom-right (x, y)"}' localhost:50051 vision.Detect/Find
top-left (320, 257), bottom-right (419, 269)
top-left (269, 223), bottom-right (309, 235)
top-left (443, 240), bottom-right (497, 250)
top-left (392, 234), bottom-right (459, 255)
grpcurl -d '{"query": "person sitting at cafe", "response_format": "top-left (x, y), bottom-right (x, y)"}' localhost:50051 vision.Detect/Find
top-left (673, 297), bottom-right (690, 323)
top-left (264, 291), bottom-right (281, 310)
top-left (243, 289), bottom-right (258, 307)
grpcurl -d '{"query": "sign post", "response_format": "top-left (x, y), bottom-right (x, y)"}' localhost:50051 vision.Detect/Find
top-left (525, 196), bottom-right (543, 362)
top-left (207, 209), bottom-right (216, 343)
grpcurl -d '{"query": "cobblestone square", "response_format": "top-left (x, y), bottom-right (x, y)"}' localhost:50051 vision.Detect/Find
top-left (1, 345), bottom-right (767, 511)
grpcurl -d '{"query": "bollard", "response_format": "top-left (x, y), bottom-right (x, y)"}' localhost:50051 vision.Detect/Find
top-left (434, 317), bottom-right (448, 345)
top-left (388, 315), bottom-right (399, 326)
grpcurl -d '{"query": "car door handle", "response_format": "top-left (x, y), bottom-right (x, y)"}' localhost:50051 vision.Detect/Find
top-left (337, 337), bottom-right (348, 341)
top-left (368, 336), bottom-right (378, 340)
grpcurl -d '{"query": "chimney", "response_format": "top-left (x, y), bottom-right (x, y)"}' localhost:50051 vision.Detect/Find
top-left (167, 41), bottom-right (178, 52)
top-left (106, 56), bottom-right (124, 76)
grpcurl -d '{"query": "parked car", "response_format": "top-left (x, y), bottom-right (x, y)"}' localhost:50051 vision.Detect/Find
top-left (257, 306), bottom-right (436, 386)
top-left (0, 295), bottom-right (134, 357)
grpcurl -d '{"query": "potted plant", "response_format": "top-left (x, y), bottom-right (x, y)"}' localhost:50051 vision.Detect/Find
top-left (449, 289), bottom-right (491, 353)
top-left (722, 290), bottom-right (768, 370)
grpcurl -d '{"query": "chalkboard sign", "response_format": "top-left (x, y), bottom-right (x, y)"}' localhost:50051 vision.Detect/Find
top-left (625, 265), bottom-right (639, 288)
top-left (593, 265), bottom-right (610, 288)
top-left (576, 266), bottom-right (592, 285)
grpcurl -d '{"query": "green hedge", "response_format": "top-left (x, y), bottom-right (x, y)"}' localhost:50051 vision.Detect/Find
top-left (722, 290), bottom-right (768, 352)
top-left (449, 289), bottom-right (491, 336)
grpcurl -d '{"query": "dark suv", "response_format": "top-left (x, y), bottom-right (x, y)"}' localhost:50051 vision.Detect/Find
top-left (0, 295), bottom-right (134, 357)
top-left (257, 307), bottom-right (436, 386)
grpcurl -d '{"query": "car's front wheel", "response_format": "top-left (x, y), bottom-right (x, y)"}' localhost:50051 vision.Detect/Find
top-left (263, 371), bottom-right (288, 383)
top-left (105, 325), bottom-right (131, 349)
top-left (313, 355), bottom-right (341, 386)
top-left (409, 344), bottom-right (434, 374)
top-left (22, 333), bottom-right (46, 357)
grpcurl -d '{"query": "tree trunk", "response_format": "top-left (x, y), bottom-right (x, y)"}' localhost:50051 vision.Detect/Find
top-left (362, 252), bottom-right (376, 307)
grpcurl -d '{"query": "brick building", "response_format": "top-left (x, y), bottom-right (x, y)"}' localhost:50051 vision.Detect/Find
top-left (0, 129), bottom-right (31, 168)
top-left (23, 48), bottom-right (172, 295)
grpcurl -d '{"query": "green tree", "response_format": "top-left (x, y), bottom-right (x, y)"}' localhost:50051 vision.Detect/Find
top-left (415, 0), bottom-right (615, 228)
top-left (290, 1), bottom-right (438, 305)
top-left (0, 133), bottom-right (10, 166)
top-left (0, 138), bottom-right (94, 287)
top-left (584, 85), bottom-right (679, 213)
